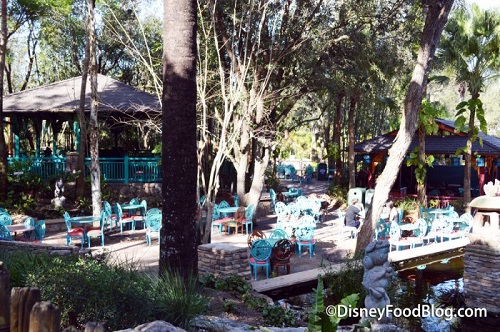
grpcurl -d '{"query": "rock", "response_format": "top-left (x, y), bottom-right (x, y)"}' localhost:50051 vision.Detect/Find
top-left (115, 320), bottom-right (186, 332)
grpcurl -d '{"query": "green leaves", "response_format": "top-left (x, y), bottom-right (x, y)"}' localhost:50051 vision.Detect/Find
top-left (406, 147), bottom-right (434, 186)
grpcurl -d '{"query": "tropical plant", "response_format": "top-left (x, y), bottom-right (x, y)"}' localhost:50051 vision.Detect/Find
top-left (438, 4), bottom-right (500, 211)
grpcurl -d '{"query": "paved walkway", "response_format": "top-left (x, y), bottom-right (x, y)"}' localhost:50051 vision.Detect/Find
top-left (41, 178), bottom-right (357, 279)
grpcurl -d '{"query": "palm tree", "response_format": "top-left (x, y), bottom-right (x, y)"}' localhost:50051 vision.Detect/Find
top-left (160, 0), bottom-right (198, 277)
top-left (438, 4), bottom-right (500, 210)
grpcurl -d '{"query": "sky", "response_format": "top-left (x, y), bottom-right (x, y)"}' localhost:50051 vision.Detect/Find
top-left (468, 0), bottom-right (500, 10)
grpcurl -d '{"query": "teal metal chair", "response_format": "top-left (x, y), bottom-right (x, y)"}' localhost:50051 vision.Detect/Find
top-left (269, 228), bottom-right (288, 241)
top-left (103, 201), bottom-right (114, 230)
top-left (87, 211), bottom-right (106, 247)
top-left (0, 223), bottom-right (12, 240)
top-left (218, 200), bottom-right (231, 218)
top-left (114, 203), bottom-right (136, 234)
top-left (269, 189), bottom-right (277, 213)
top-left (295, 222), bottom-right (315, 258)
top-left (33, 220), bottom-right (46, 242)
top-left (145, 213), bottom-right (162, 246)
top-left (248, 239), bottom-right (272, 280)
top-left (0, 213), bottom-right (12, 226)
top-left (63, 212), bottom-right (85, 248)
top-left (133, 199), bottom-right (148, 229)
top-left (242, 204), bottom-right (255, 234)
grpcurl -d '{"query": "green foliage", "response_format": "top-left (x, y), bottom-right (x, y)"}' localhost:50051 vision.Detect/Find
top-left (262, 304), bottom-right (296, 327)
top-left (406, 147), bottom-right (434, 186)
top-left (0, 251), bottom-right (206, 331)
top-left (454, 98), bottom-right (487, 141)
top-left (323, 256), bottom-right (365, 305)
top-left (308, 275), bottom-right (360, 332)
top-left (223, 299), bottom-right (237, 313)
top-left (327, 185), bottom-right (348, 207)
top-left (214, 274), bottom-right (251, 294)
top-left (396, 197), bottom-right (418, 215)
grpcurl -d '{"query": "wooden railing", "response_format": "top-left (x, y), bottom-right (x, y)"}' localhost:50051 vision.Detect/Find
top-left (7, 156), bottom-right (161, 184)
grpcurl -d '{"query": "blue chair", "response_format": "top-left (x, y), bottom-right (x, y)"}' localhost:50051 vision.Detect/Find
top-left (133, 199), bottom-right (148, 229)
top-left (33, 220), bottom-right (46, 242)
top-left (145, 213), bottom-right (162, 246)
top-left (103, 201), bottom-right (114, 230)
top-left (218, 200), bottom-right (231, 218)
top-left (0, 213), bottom-right (12, 226)
top-left (211, 204), bottom-right (231, 235)
top-left (295, 222), bottom-right (315, 258)
top-left (63, 212), bottom-right (85, 247)
top-left (242, 204), bottom-right (255, 234)
top-left (114, 203), bottom-right (136, 234)
top-left (87, 211), bottom-right (106, 247)
top-left (0, 223), bottom-right (12, 241)
top-left (248, 239), bottom-right (272, 280)
top-left (269, 189), bottom-right (277, 213)
top-left (269, 228), bottom-right (288, 241)
top-left (388, 223), bottom-right (413, 251)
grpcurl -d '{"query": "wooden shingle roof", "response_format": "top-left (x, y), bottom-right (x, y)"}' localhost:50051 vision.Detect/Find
top-left (2, 74), bottom-right (160, 115)
top-left (354, 118), bottom-right (500, 156)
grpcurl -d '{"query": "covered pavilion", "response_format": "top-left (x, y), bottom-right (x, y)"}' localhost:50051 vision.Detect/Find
top-left (2, 74), bottom-right (161, 158)
top-left (354, 118), bottom-right (500, 197)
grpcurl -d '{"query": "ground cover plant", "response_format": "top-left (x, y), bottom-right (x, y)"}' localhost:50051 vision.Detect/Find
top-left (0, 250), bottom-right (207, 331)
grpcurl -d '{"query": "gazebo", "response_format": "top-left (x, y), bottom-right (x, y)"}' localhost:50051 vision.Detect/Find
top-left (354, 118), bottom-right (500, 197)
top-left (2, 74), bottom-right (161, 158)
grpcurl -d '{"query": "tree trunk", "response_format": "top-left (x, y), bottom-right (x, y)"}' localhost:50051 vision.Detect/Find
top-left (417, 125), bottom-right (427, 206)
top-left (161, 0), bottom-right (198, 278)
top-left (87, 0), bottom-right (101, 217)
top-left (348, 94), bottom-right (357, 189)
top-left (77, 4), bottom-right (92, 199)
top-left (333, 90), bottom-right (344, 182)
top-left (0, 0), bottom-right (9, 200)
top-left (463, 106), bottom-right (475, 213)
top-left (355, 0), bottom-right (455, 255)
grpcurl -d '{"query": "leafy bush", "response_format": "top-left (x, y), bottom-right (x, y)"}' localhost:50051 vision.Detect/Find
top-left (323, 255), bottom-right (365, 305)
top-left (0, 251), bottom-right (206, 331)
top-left (262, 304), bottom-right (296, 327)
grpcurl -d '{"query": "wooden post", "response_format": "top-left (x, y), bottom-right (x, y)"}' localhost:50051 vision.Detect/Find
top-left (0, 262), bottom-right (9, 332)
top-left (29, 301), bottom-right (60, 332)
top-left (11, 287), bottom-right (41, 332)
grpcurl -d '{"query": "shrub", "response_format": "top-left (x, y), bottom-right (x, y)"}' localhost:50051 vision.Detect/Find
top-left (0, 251), bottom-right (206, 331)
top-left (323, 254), bottom-right (365, 305)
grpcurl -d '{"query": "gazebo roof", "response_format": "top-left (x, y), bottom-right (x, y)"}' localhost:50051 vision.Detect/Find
top-left (354, 118), bottom-right (500, 156)
top-left (2, 74), bottom-right (160, 116)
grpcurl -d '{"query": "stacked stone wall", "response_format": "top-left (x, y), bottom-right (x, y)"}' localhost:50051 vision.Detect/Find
top-left (463, 244), bottom-right (500, 314)
top-left (0, 239), bottom-right (80, 256)
top-left (106, 183), bottom-right (162, 207)
top-left (198, 243), bottom-right (251, 280)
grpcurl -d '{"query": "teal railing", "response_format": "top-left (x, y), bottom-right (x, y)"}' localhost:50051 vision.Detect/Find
top-left (8, 156), bottom-right (161, 183)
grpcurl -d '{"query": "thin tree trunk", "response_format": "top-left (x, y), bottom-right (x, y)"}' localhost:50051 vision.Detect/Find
top-left (161, 0), bottom-right (198, 277)
top-left (334, 90), bottom-right (344, 182)
top-left (0, 0), bottom-right (9, 200)
top-left (355, 0), bottom-right (455, 255)
top-left (77, 6), bottom-right (91, 199)
top-left (348, 94), bottom-right (357, 189)
top-left (417, 125), bottom-right (427, 206)
top-left (88, 0), bottom-right (101, 218)
top-left (463, 106), bottom-right (475, 213)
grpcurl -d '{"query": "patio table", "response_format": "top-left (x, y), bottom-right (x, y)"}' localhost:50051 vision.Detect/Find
top-left (6, 224), bottom-right (35, 239)
top-left (121, 203), bottom-right (143, 217)
top-left (69, 215), bottom-right (100, 240)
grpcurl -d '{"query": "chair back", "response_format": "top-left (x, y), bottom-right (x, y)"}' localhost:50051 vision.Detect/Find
top-left (300, 214), bottom-right (316, 227)
top-left (63, 212), bottom-right (73, 231)
top-left (219, 200), bottom-right (230, 217)
top-left (269, 228), bottom-right (288, 240)
top-left (24, 217), bottom-right (35, 227)
top-left (103, 201), bottom-right (113, 217)
top-left (272, 239), bottom-right (293, 262)
top-left (0, 213), bottom-right (12, 226)
top-left (140, 199), bottom-right (148, 215)
top-left (245, 204), bottom-right (255, 221)
top-left (389, 222), bottom-right (401, 241)
top-left (375, 219), bottom-right (389, 240)
top-left (235, 207), bottom-right (246, 222)
top-left (211, 204), bottom-right (220, 221)
top-left (147, 208), bottom-right (162, 215)
top-left (0, 224), bottom-right (12, 240)
top-left (296, 222), bottom-right (315, 242)
top-left (114, 203), bottom-right (123, 220)
top-left (247, 230), bottom-right (266, 248)
top-left (129, 198), bottom-right (139, 205)
top-left (146, 213), bottom-right (162, 230)
top-left (233, 195), bottom-right (239, 207)
top-left (413, 218), bottom-right (428, 238)
top-left (287, 202), bottom-right (301, 218)
top-left (250, 239), bottom-right (272, 261)
top-left (34, 220), bottom-right (46, 241)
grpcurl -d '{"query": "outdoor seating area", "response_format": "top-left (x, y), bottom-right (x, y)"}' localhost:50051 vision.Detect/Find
top-left (377, 209), bottom-right (474, 252)
top-left (0, 209), bottom-right (45, 243)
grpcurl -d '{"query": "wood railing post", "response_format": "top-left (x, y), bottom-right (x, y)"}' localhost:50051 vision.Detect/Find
top-left (11, 287), bottom-right (41, 332)
top-left (0, 262), bottom-right (9, 332)
top-left (30, 301), bottom-right (60, 332)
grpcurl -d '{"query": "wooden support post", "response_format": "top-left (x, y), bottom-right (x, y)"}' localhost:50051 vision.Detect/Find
top-left (11, 287), bottom-right (41, 332)
top-left (29, 301), bottom-right (60, 332)
top-left (0, 262), bottom-right (10, 332)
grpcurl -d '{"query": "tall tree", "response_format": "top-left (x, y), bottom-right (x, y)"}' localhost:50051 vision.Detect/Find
top-left (438, 4), bottom-right (500, 209)
top-left (0, 0), bottom-right (8, 201)
top-left (161, 0), bottom-right (198, 276)
top-left (355, 0), bottom-right (455, 254)
top-left (87, 0), bottom-right (101, 217)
